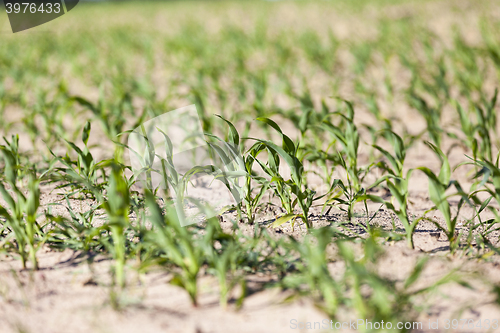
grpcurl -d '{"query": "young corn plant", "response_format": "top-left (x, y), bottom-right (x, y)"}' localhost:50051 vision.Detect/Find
top-left (201, 217), bottom-right (247, 309)
top-left (153, 118), bottom-right (249, 224)
top-left (45, 199), bottom-right (105, 253)
top-left (47, 121), bottom-right (110, 199)
top-left (1, 135), bottom-right (22, 179)
top-left (240, 143), bottom-right (270, 224)
top-left (210, 116), bottom-right (269, 224)
top-left (287, 100), bottom-right (343, 184)
top-left (71, 91), bottom-right (149, 162)
top-left (408, 92), bottom-right (443, 149)
top-left (250, 118), bottom-right (315, 229)
top-left (469, 155), bottom-right (500, 226)
top-left (472, 93), bottom-right (497, 161)
top-left (70, 93), bottom-right (129, 142)
top-left (144, 190), bottom-right (202, 306)
top-left (119, 123), bottom-right (159, 196)
top-left (336, 238), bottom-right (413, 327)
top-left (454, 100), bottom-right (480, 160)
top-left (100, 164), bottom-right (131, 288)
top-left (453, 92), bottom-right (498, 162)
top-left (0, 148), bottom-right (41, 270)
top-left (461, 192), bottom-right (498, 257)
top-left (418, 142), bottom-right (469, 253)
top-left (366, 131), bottom-right (419, 249)
top-left (282, 227), bottom-right (344, 318)
top-left (321, 100), bottom-right (367, 222)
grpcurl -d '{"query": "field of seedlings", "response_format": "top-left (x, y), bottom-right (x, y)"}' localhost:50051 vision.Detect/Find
top-left (1, 0), bottom-right (500, 332)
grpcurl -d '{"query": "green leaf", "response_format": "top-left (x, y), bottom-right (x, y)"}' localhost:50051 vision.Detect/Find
top-left (257, 117), bottom-right (296, 155)
top-left (404, 257), bottom-right (428, 289)
top-left (271, 214), bottom-right (299, 228)
top-left (216, 115), bottom-right (240, 147)
top-left (82, 121), bottom-right (91, 146)
top-left (425, 141), bottom-right (450, 185)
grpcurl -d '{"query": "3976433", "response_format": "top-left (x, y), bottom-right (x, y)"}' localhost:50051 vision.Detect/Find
top-left (5, 2), bottom-right (62, 14)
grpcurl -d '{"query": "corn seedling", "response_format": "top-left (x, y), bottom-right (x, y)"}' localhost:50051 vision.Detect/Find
top-left (202, 218), bottom-right (247, 309)
top-left (321, 101), bottom-right (368, 222)
top-left (100, 164), bottom-right (131, 288)
top-left (282, 227), bottom-right (344, 318)
top-left (469, 155), bottom-right (500, 227)
top-left (46, 197), bottom-right (104, 253)
top-left (408, 92), bottom-right (443, 149)
top-left (418, 142), bottom-right (469, 253)
top-left (365, 131), bottom-right (420, 248)
top-left (211, 116), bottom-right (268, 224)
top-left (250, 118), bottom-right (315, 228)
top-left (144, 190), bottom-right (202, 306)
top-left (47, 121), bottom-right (110, 199)
top-left (0, 147), bottom-right (41, 269)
